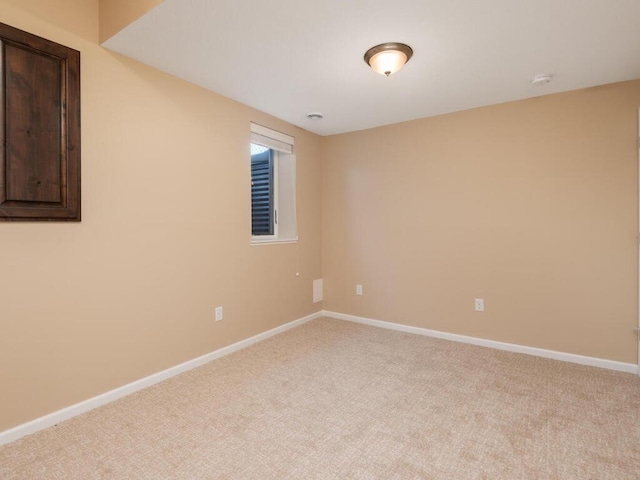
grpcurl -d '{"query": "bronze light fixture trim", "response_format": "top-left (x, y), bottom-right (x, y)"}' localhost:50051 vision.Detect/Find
top-left (364, 42), bottom-right (413, 76)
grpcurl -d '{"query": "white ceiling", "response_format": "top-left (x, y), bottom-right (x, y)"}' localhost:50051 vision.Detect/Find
top-left (103, 0), bottom-right (640, 136)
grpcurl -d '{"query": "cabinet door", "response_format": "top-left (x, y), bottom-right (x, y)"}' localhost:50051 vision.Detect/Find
top-left (0, 22), bottom-right (80, 221)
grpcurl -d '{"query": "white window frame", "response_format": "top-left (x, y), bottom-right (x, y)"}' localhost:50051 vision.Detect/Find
top-left (250, 123), bottom-right (297, 245)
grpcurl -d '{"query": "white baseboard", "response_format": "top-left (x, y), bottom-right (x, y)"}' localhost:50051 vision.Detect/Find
top-left (0, 311), bottom-right (323, 447)
top-left (323, 310), bottom-right (638, 375)
top-left (3, 309), bottom-right (635, 447)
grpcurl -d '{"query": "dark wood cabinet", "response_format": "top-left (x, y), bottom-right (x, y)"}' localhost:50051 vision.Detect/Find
top-left (0, 22), bottom-right (80, 221)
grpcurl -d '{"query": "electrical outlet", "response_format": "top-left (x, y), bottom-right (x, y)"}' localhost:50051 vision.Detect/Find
top-left (215, 306), bottom-right (223, 321)
top-left (356, 284), bottom-right (363, 296)
top-left (474, 298), bottom-right (484, 312)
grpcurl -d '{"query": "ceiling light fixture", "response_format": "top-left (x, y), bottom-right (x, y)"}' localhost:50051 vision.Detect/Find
top-left (364, 42), bottom-right (413, 77)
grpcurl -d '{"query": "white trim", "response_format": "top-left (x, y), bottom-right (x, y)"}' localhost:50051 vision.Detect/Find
top-left (323, 310), bottom-right (638, 374)
top-left (4, 309), bottom-right (634, 447)
top-left (250, 238), bottom-right (298, 245)
top-left (0, 311), bottom-right (323, 447)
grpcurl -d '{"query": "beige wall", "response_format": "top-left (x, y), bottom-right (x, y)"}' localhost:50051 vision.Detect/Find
top-left (323, 80), bottom-right (640, 364)
top-left (1, 0), bottom-right (99, 42)
top-left (0, 1), bottom-right (322, 431)
top-left (99, 0), bottom-right (162, 43)
top-left (1, 0), bottom-right (638, 435)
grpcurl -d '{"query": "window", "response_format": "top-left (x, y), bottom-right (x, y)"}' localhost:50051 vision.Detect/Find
top-left (250, 144), bottom-right (274, 235)
top-left (250, 123), bottom-right (297, 244)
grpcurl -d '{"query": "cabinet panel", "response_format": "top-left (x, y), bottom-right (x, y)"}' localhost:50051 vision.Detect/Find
top-left (5, 43), bottom-right (63, 203)
top-left (0, 22), bottom-right (80, 221)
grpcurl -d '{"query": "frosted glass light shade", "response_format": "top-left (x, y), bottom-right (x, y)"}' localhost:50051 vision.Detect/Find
top-left (364, 43), bottom-right (413, 76)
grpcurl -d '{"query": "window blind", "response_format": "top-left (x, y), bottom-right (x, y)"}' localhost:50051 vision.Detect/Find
top-left (250, 123), bottom-right (294, 153)
top-left (251, 149), bottom-right (274, 236)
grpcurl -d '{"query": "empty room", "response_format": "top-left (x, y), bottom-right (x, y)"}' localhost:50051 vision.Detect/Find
top-left (1, 0), bottom-right (639, 478)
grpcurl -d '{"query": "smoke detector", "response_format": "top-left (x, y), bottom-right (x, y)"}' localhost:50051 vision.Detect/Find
top-left (531, 74), bottom-right (552, 86)
top-left (306, 112), bottom-right (324, 120)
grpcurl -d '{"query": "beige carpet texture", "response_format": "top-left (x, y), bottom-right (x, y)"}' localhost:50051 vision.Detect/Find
top-left (1, 317), bottom-right (639, 479)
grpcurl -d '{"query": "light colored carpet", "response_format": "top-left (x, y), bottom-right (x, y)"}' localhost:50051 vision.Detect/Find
top-left (1, 317), bottom-right (639, 479)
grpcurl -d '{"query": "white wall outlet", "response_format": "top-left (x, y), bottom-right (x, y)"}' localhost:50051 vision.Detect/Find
top-left (313, 279), bottom-right (323, 303)
top-left (474, 298), bottom-right (484, 312)
top-left (215, 306), bottom-right (223, 321)
top-left (356, 284), bottom-right (363, 296)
